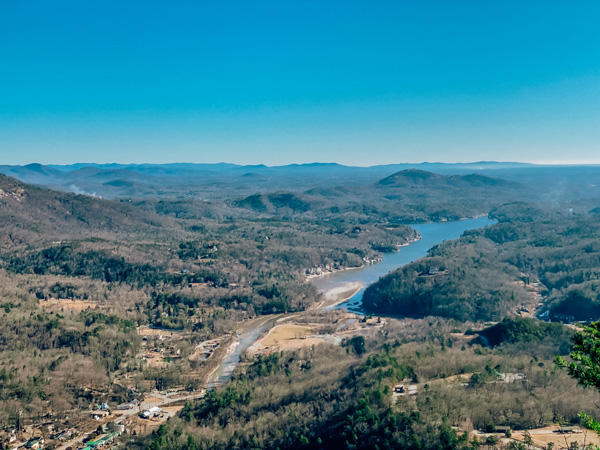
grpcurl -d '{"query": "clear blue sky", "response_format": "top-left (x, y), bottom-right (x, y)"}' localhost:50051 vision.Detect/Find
top-left (1, 1), bottom-right (599, 166)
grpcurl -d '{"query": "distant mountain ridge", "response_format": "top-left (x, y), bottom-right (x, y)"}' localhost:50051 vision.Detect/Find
top-left (377, 169), bottom-right (444, 186)
top-left (377, 169), bottom-right (516, 188)
top-left (44, 161), bottom-right (532, 173)
top-left (27, 162), bottom-right (535, 184)
top-left (232, 169), bottom-right (523, 221)
top-left (2, 161), bottom-right (595, 202)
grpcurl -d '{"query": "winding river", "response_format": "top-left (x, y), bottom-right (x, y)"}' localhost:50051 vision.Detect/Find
top-left (209, 217), bottom-right (495, 388)
top-left (311, 216), bottom-right (497, 314)
top-left (207, 325), bottom-right (269, 389)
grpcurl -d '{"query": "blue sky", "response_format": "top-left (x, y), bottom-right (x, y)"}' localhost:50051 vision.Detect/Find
top-left (1, 1), bottom-right (599, 165)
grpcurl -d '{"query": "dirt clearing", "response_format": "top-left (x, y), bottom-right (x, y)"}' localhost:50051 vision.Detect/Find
top-left (512, 425), bottom-right (600, 449)
top-left (39, 298), bottom-right (99, 312)
top-left (261, 324), bottom-right (313, 346)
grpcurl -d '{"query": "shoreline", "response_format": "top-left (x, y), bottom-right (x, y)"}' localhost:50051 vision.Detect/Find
top-left (306, 265), bottom-right (363, 280)
top-left (319, 281), bottom-right (363, 309)
top-left (206, 337), bottom-right (239, 386)
top-left (305, 234), bottom-right (422, 281)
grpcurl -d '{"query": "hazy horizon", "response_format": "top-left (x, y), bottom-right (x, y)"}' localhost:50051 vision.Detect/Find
top-left (5, 160), bottom-right (600, 168)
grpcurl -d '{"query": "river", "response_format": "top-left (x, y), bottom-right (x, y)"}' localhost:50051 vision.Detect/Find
top-left (208, 217), bottom-right (495, 388)
top-left (310, 216), bottom-right (496, 314)
top-left (207, 322), bottom-right (271, 389)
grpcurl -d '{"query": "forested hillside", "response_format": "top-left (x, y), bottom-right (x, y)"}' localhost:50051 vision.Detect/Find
top-left (138, 317), bottom-right (589, 450)
top-left (0, 173), bottom-right (421, 325)
top-left (2, 166), bottom-right (600, 450)
top-left (363, 207), bottom-right (600, 322)
top-left (0, 173), bottom-right (168, 247)
top-left (233, 170), bottom-right (526, 222)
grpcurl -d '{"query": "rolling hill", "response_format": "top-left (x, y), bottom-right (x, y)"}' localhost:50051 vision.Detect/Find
top-left (0, 173), bottom-right (168, 247)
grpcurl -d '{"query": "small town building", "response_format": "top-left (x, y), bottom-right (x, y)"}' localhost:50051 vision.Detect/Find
top-left (140, 406), bottom-right (162, 419)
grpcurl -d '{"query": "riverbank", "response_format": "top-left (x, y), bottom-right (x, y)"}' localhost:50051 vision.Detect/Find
top-left (319, 281), bottom-right (363, 308)
top-left (305, 265), bottom-right (362, 280)
top-left (305, 235), bottom-right (423, 281)
top-left (310, 216), bottom-right (497, 313)
top-left (215, 218), bottom-right (497, 387)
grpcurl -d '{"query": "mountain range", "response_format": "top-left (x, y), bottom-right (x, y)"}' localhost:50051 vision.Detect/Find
top-left (0, 162), bottom-right (533, 199)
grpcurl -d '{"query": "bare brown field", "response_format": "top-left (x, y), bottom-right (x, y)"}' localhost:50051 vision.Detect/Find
top-left (137, 326), bottom-right (183, 338)
top-left (437, 373), bottom-right (474, 383)
top-left (248, 313), bottom-right (385, 356)
top-left (263, 337), bottom-right (330, 353)
top-left (511, 425), bottom-right (600, 449)
top-left (261, 324), bottom-right (313, 346)
top-left (142, 396), bottom-right (164, 404)
top-left (144, 356), bottom-right (167, 368)
top-left (39, 298), bottom-right (99, 312)
top-left (162, 405), bottom-right (183, 416)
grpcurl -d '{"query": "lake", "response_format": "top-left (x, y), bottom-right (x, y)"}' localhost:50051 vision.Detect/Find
top-left (310, 216), bottom-right (496, 313)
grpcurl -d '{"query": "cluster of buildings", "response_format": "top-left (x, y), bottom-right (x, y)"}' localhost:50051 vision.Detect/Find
top-left (363, 255), bottom-right (383, 264)
top-left (305, 262), bottom-right (344, 276)
top-left (306, 255), bottom-right (384, 277)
